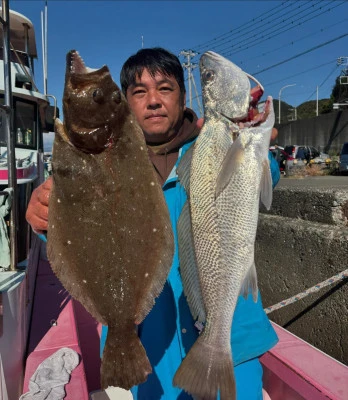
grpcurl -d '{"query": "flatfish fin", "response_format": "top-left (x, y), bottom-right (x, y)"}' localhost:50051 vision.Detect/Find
top-left (239, 247), bottom-right (258, 302)
top-left (177, 145), bottom-right (194, 191)
top-left (134, 241), bottom-right (174, 325)
top-left (54, 118), bottom-right (70, 143)
top-left (48, 130), bottom-right (107, 325)
top-left (215, 136), bottom-right (244, 199)
top-left (260, 159), bottom-right (273, 210)
top-left (178, 201), bottom-right (206, 323)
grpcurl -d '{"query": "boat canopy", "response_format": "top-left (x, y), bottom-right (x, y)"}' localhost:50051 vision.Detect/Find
top-left (0, 8), bottom-right (37, 58)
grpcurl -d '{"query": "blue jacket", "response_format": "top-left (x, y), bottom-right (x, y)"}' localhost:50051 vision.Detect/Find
top-left (101, 139), bottom-right (279, 399)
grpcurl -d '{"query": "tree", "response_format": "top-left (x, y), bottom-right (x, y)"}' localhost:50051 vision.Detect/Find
top-left (330, 75), bottom-right (348, 106)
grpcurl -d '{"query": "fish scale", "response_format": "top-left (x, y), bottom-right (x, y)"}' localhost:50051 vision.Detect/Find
top-left (174, 51), bottom-right (274, 400)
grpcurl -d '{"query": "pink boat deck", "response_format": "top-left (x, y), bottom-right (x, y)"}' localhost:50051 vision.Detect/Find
top-left (261, 324), bottom-right (348, 399)
top-left (23, 258), bottom-right (348, 399)
top-left (23, 259), bottom-right (101, 399)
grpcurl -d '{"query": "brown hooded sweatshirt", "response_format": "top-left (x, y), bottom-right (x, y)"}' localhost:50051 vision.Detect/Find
top-left (146, 108), bottom-right (200, 186)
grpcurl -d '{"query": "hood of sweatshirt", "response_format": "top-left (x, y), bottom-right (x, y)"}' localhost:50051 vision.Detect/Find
top-left (147, 108), bottom-right (200, 185)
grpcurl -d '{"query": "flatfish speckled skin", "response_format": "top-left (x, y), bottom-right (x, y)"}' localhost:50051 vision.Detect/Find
top-left (47, 51), bottom-right (174, 390)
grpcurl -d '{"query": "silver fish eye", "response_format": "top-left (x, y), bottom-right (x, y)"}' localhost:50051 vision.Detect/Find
top-left (93, 88), bottom-right (104, 103)
top-left (203, 70), bottom-right (215, 83)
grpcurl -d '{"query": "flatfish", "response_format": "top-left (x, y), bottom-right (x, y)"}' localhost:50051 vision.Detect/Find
top-left (47, 50), bottom-right (174, 390)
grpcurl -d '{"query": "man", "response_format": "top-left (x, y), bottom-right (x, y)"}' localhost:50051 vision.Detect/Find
top-left (26, 48), bottom-right (280, 399)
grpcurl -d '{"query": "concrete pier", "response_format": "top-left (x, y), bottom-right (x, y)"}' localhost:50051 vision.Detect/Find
top-left (257, 176), bottom-right (348, 365)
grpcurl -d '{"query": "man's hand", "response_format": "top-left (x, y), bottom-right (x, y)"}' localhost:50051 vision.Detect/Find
top-left (26, 176), bottom-right (52, 234)
top-left (196, 118), bottom-right (204, 130)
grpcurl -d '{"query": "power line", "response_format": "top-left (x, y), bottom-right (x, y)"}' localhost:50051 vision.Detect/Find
top-left (220, 0), bottom-right (344, 58)
top-left (264, 60), bottom-right (336, 87)
top-left (192, 0), bottom-right (294, 51)
top-left (240, 17), bottom-right (348, 67)
top-left (252, 33), bottom-right (348, 76)
top-left (215, 0), bottom-right (324, 55)
top-left (304, 64), bottom-right (340, 101)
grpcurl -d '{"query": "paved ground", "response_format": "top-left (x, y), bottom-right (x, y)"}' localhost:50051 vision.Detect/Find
top-left (278, 175), bottom-right (348, 188)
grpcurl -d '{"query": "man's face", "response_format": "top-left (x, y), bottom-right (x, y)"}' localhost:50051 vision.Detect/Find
top-left (126, 69), bottom-right (186, 144)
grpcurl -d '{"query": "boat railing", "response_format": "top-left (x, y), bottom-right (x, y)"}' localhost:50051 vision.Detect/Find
top-left (1, 0), bottom-right (18, 271)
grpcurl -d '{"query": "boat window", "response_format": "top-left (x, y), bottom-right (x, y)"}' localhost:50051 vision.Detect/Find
top-left (15, 100), bottom-right (36, 148)
top-left (0, 97), bottom-right (37, 148)
top-left (0, 47), bottom-right (29, 67)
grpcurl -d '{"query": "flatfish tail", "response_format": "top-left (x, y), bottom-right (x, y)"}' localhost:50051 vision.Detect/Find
top-left (101, 325), bottom-right (152, 389)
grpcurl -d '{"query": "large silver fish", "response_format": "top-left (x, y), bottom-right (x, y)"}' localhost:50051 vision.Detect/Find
top-left (47, 51), bottom-right (174, 390)
top-left (174, 51), bottom-right (274, 399)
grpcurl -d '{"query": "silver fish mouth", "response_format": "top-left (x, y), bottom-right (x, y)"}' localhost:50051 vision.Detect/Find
top-left (219, 111), bottom-right (245, 124)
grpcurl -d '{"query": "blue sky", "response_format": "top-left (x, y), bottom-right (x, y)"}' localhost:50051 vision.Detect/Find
top-left (11, 0), bottom-right (348, 118)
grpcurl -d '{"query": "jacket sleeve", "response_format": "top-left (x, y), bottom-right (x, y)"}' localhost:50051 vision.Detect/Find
top-left (268, 151), bottom-right (280, 188)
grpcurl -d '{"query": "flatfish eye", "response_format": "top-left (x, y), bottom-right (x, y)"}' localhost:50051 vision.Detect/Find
top-left (111, 91), bottom-right (122, 104)
top-left (203, 70), bottom-right (215, 83)
top-left (93, 88), bottom-right (104, 103)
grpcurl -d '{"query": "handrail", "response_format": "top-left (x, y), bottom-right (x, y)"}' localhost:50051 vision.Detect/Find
top-left (1, 0), bottom-right (18, 271)
top-left (45, 94), bottom-right (57, 120)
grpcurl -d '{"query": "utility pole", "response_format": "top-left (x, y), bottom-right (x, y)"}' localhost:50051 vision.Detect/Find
top-left (180, 50), bottom-right (203, 116)
top-left (278, 84), bottom-right (296, 124)
top-left (289, 107), bottom-right (297, 121)
top-left (316, 86), bottom-right (319, 116)
top-left (337, 56), bottom-right (348, 84)
top-left (333, 57), bottom-right (348, 110)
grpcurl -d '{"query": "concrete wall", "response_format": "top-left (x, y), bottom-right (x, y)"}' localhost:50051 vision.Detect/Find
top-left (256, 177), bottom-right (348, 365)
top-left (276, 109), bottom-right (348, 154)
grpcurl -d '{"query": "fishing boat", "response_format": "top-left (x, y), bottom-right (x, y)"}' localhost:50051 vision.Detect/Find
top-left (0, 1), bottom-right (347, 399)
top-left (0, 1), bottom-right (56, 398)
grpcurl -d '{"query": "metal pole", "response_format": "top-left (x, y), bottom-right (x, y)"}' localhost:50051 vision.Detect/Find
top-left (190, 65), bottom-right (203, 117)
top-left (278, 84), bottom-right (296, 124)
top-left (316, 86), bottom-right (319, 116)
top-left (180, 50), bottom-right (198, 110)
top-left (1, 0), bottom-right (18, 270)
top-left (187, 53), bottom-right (192, 109)
top-left (44, 0), bottom-right (48, 95)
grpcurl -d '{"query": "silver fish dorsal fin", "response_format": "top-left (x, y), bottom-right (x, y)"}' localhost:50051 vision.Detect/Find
top-left (177, 145), bottom-right (194, 191)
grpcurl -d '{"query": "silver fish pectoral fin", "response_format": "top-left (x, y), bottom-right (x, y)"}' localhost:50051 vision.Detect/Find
top-left (260, 159), bottom-right (273, 210)
top-left (178, 201), bottom-right (206, 323)
top-left (215, 135), bottom-right (246, 199)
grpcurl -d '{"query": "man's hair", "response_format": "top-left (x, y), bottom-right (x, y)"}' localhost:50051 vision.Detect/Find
top-left (120, 47), bottom-right (185, 96)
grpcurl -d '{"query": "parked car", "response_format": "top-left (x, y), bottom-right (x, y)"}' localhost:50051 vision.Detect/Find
top-left (338, 142), bottom-right (348, 173)
top-left (283, 145), bottom-right (329, 171)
